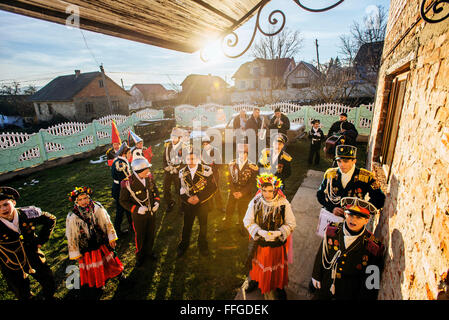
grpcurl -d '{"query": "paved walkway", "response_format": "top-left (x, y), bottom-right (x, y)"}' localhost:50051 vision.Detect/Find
top-left (235, 169), bottom-right (325, 300)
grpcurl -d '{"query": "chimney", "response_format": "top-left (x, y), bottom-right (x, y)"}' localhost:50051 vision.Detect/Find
top-left (75, 70), bottom-right (81, 78)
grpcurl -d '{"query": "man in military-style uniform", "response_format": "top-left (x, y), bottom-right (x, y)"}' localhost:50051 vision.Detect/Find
top-left (258, 133), bottom-right (292, 191)
top-left (163, 127), bottom-right (187, 213)
top-left (106, 120), bottom-right (122, 167)
top-left (220, 143), bottom-right (259, 234)
top-left (316, 145), bottom-right (385, 219)
top-left (201, 135), bottom-right (224, 212)
top-left (310, 197), bottom-right (385, 300)
top-left (120, 158), bottom-right (160, 267)
top-left (177, 149), bottom-right (217, 258)
top-left (0, 187), bottom-right (56, 300)
top-left (111, 142), bottom-right (133, 236)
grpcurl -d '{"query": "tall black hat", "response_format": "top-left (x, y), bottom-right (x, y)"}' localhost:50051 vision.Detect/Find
top-left (335, 144), bottom-right (357, 160)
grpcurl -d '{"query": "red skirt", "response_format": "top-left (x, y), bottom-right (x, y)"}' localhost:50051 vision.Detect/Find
top-left (249, 236), bottom-right (291, 294)
top-left (78, 244), bottom-right (124, 288)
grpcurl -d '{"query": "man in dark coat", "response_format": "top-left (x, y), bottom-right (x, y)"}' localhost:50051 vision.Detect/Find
top-left (258, 133), bottom-right (292, 190)
top-left (0, 187), bottom-right (56, 300)
top-left (311, 197), bottom-right (385, 300)
top-left (220, 143), bottom-right (259, 234)
top-left (177, 150), bottom-right (217, 258)
top-left (163, 127), bottom-right (187, 213)
top-left (316, 145), bottom-right (385, 219)
top-left (245, 108), bottom-right (266, 159)
top-left (111, 142), bottom-right (133, 235)
top-left (308, 119), bottom-right (325, 165)
top-left (201, 136), bottom-right (224, 211)
top-left (268, 108), bottom-right (290, 136)
top-left (327, 112), bottom-right (358, 138)
top-left (120, 158), bottom-right (160, 267)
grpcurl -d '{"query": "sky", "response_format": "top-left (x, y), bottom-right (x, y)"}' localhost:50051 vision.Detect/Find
top-left (0, 0), bottom-right (390, 91)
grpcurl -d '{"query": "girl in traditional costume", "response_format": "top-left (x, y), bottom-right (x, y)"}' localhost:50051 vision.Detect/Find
top-left (243, 173), bottom-right (296, 299)
top-left (65, 186), bottom-right (124, 289)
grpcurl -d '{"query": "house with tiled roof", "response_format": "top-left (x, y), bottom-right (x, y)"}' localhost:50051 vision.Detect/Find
top-left (30, 70), bottom-right (131, 123)
top-left (231, 58), bottom-right (295, 103)
top-left (285, 61), bottom-right (321, 90)
top-left (179, 74), bottom-right (229, 105)
top-left (129, 83), bottom-right (176, 110)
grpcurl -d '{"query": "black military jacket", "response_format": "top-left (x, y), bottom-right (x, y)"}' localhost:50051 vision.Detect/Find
top-left (258, 148), bottom-right (292, 184)
top-left (228, 159), bottom-right (258, 196)
top-left (111, 156), bottom-right (131, 200)
top-left (312, 222), bottom-right (384, 300)
top-left (179, 164), bottom-right (217, 205)
top-left (119, 173), bottom-right (160, 215)
top-left (0, 207), bottom-right (56, 273)
top-left (316, 167), bottom-right (386, 213)
top-left (163, 141), bottom-right (186, 174)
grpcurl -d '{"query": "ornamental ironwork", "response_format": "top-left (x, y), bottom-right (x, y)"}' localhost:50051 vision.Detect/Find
top-left (201, 0), bottom-right (346, 62)
top-left (420, 0), bottom-right (449, 23)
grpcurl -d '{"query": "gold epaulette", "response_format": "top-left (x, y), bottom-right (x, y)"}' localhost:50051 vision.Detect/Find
top-left (228, 160), bottom-right (236, 166)
top-left (281, 152), bottom-right (292, 162)
top-left (249, 163), bottom-right (259, 171)
top-left (358, 168), bottom-right (375, 183)
top-left (324, 167), bottom-right (338, 180)
top-left (164, 141), bottom-right (170, 148)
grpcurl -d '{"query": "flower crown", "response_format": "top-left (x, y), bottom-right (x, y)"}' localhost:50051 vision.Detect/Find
top-left (256, 173), bottom-right (283, 190)
top-left (68, 186), bottom-right (93, 202)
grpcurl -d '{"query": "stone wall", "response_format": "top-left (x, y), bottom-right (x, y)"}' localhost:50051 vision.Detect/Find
top-left (368, 0), bottom-right (449, 300)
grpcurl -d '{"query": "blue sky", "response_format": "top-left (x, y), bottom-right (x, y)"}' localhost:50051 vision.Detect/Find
top-left (0, 0), bottom-right (390, 90)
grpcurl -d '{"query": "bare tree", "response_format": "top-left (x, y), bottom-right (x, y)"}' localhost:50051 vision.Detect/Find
top-left (1, 81), bottom-right (21, 95)
top-left (339, 5), bottom-right (387, 67)
top-left (309, 57), bottom-right (358, 103)
top-left (252, 27), bottom-right (304, 60)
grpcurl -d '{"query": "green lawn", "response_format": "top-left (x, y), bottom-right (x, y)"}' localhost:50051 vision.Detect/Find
top-left (0, 137), bottom-right (366, 300)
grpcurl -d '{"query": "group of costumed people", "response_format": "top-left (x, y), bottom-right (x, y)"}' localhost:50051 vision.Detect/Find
top-left (0, 116), bottom-right (387, 301)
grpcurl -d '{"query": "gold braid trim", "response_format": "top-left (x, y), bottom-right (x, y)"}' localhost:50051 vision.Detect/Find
top-left (0, 239), bottom-right (35, 277)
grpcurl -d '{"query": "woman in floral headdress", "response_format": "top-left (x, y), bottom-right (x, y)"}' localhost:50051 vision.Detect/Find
top-left (65, 186), bottom-right (124, 290)
top-left (243, 173), bottom-right (296, 300)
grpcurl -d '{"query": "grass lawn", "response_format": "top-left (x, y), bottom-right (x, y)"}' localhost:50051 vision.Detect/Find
top-left (0, 136), bottom-right (367, 300)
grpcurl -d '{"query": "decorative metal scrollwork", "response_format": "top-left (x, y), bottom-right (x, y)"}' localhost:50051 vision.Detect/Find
top-left (420, 0), bottom-right (449, 23)
top-left (292, 0), bottom-right (345, 13)
top-left (201, 0), bottom-right (346, 61)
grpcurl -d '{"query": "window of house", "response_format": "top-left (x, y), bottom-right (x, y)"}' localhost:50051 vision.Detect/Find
top-left (36, 103), bottom-right (41, 115)
top-left (292, 83), bottom-right (309, 89)
top-left (85, 103), bottom-right (94, 114)
top-left (47, 103), bottom-right (53, 115)
top-left (253, 80), bottom-right (260, 89)
top-left (252, 67), bottom-right (260, 76)
top-left (99, 79), bottom-right (104, 88)
top-left (297, 69), bottom-right (307, 78)
top-left (112, 100), bottom-right (119, 112)
top-left (380, 71), bottom-right (409, 181)
top-left (240, 81), bottom-right (246, 89)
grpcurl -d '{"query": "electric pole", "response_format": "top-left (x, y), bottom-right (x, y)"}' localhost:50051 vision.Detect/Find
top-left (100, 64), bottom-right (113, 115)
top-left (315, 39), bottom-right (321, 72)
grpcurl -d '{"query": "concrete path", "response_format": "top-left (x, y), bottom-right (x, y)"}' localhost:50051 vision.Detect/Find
top-left (234, 169), bottom-right (325, 300)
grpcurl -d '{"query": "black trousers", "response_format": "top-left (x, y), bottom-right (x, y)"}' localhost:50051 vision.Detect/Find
top-left (225, 193), bottom-right (252, 225)
top-left (212, 171), bottom-right (223, 208)
top-left (114, 198), bottom-right (132, 232)
top-left (131, 210), bottom-right (156, 262)
top-left (178, 201), bottom-right (211, 251)
top-left (308, 143), bottom-right (321, 165)
top-left (1, 249), bottom-right (55, 300)
top-left (163, 172), bottom-right (180, 205)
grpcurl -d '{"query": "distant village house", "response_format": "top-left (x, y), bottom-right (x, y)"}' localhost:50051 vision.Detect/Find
top-left (30, 70), bottom-right (131, 123)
